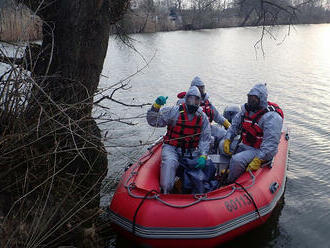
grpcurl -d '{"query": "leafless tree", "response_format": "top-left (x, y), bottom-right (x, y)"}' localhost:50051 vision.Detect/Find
top-left (0, 0), bottom-right (131, 246)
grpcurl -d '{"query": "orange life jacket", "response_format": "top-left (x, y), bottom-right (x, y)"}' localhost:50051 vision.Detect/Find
top-left (241, 102), bottom-right (284, 148)
top-left (164, 103), bottom-right (203, 149)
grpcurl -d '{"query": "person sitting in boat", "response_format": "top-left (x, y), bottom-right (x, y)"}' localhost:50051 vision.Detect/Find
top-left (147, 86), bottom-right (212, 194)
top-left (177, 76), bottom-right (231, 143)
top-left (214, 105), bottom-right (241, 153)
top-left (222, 83), bottom-right (284, 184)
top-left (223, 105), bottom-right (240, 124)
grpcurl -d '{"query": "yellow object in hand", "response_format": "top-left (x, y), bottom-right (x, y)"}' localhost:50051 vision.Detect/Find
top-left (223, 119), bottom-right (231, 129)
top-left (246, 157), bottom-right (264, 171)
top-left (153, 96), bottom-right (168, 109)
top-left (223, 139), bottom-right (232, 155)
top-left (153, 103), bottom-right (162, 109)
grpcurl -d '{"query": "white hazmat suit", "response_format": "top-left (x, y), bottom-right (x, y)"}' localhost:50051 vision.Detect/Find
top-left (147, 86), bottom-right (212, 193)
top-left (223, 84), bottom-right (283, 183)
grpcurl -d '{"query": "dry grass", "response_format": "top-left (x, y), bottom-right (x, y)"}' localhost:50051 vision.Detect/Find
top-left (0, 21), bottom-right (154, 245)
top-left (0, 5), bottom-right (42, 42)
top-left (0, 43), bottom-right (111, 247)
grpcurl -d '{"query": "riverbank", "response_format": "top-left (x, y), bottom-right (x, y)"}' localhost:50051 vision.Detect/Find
top-left (110, 4), bottom-right (330, 35)
top-left (2, 3), bottom-right (330, 42)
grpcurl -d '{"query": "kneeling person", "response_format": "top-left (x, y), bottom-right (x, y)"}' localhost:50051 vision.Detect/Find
top-left (147, 86), bottom-right (211, 194)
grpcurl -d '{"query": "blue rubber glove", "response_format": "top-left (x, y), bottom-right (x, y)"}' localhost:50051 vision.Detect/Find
top-left (153, 96), bottom-right (168, 109)
top-left (195, 155), bottom-right (207, 169)
top-left (156, 96), bottom-right (168, 105)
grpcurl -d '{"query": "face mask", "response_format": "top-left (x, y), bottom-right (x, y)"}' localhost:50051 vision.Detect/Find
top-left (247, 95), bottom-right (260, 111)
top-left (187, 104), bottom-right (199, 114)
top-left (224, 111), bottom-right (237, 123)
top-left (186, 95), bottom-right (200, 106)
top-left (247, 102), bottom-right (259, 111)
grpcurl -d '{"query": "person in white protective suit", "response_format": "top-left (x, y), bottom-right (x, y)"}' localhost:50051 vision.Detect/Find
top-left (223, 105), bottom-right (240, 124)
top-left (147, 86), bottom-right (212, 194)
top-left (177, 76), bottom-right (231, 143)
top-left (222, 83), bottom-right (284, 184)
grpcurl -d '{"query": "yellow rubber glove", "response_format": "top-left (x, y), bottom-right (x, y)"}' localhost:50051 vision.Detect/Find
top-left (223, 119), bottom-right (231, 129)
top-left (223, 139), bottom-right (232, 155)
top-left (246, 157), bottom-right (264, 171)
top-left (153, 103), bottom-right (162, 109)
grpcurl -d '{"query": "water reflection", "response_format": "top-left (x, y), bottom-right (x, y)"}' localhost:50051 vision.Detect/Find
top-left (220, 195), bottom-right (287, 248)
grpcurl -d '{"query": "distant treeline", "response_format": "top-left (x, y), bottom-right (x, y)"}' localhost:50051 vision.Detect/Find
top-left (2, 0), bottom-right (330, 41)
top-left (112, 0), bottom-right (330, 34)
top-left (0, 3), bottom-right (42, 42)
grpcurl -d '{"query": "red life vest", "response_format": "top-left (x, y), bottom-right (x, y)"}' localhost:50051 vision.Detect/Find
top-left (241, 102), bottom-right (284, 148)
top-left (200, 99), bottom-right (214, 123)
top-left (177, 91), bottom-right (214, 123)
top-left (164, 103), bottom-right (203, 149)
top-left (177, 91), bottom-right (186, 99)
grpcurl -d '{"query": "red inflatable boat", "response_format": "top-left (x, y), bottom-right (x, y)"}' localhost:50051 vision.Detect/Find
top-left (109, 130), bottom-right (289, 248)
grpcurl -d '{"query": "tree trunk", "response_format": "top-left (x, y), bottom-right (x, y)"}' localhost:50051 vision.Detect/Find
top-left (20, 0), bottom-right (112, 200)
top-left (24, 0), bottom-right (110, 115)
top-left (0, 0), bottom-right (129, 246)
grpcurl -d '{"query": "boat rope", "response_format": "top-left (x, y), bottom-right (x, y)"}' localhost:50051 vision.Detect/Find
top-left (132, 189), bottom-right (159, 235)
top-left (234, 176), bottom-right (262, 221)
top-left (123, 139), bottom-right (258, 209)
top-left (124, 158), bottom-right (257, 208)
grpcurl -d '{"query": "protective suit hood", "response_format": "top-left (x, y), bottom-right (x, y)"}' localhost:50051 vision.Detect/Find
top-left (186, 86), bottom-right (201, 99)
top-left (185, 86), bottom-right (201, 114)
top-left (191, 76), bottom-right (205, 87)
top-left (248, 83), bottom-right (268, 109)
top-left (202, 92), bottom-right (210, 101)
top-left (223, 105), bottom-right (240, 123)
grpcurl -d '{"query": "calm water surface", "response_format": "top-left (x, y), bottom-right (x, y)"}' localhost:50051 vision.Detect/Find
top-left (98, 24), bottom-right (330, 248)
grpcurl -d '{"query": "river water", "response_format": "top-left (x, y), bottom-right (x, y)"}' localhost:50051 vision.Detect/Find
top-left (1, 24), bottom-right (328, 247)
top-left (98, 24), bottom-right (330, 248)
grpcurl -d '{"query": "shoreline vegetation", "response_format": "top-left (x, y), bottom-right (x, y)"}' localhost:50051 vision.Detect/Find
top-left (113, 2), bottom-right (330, 35)
top-left (0, 0), bottom-right (132, 246)
top-left (2, 1), bottom-right (330, 42)
top-left (0, 4), bottom-right (42, 42)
